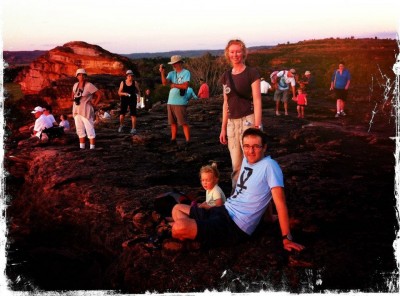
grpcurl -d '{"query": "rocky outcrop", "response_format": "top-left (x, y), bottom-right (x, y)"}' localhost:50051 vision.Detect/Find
top-left (4, 91), bottom-right (397, 293)
top-left (15, 41), bottom-right (138, 95)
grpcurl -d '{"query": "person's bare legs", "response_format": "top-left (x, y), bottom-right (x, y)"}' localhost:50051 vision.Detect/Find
top-left (182, 124), bottom-right (190, 142)
top-left (170, 123), bottom-right (177, 141)
top-left (131, 116), bottom-right (137, 129)
top-left (284, 101), bottom-right (289, 115)
top-left (171, 204), bottom-right (197, 240)
top-left (171, 218), bottom-right (198, 240)
top-left (172, 204), bottom-right (191, 221)
top-left (275, 100), bottom-right (280, 115)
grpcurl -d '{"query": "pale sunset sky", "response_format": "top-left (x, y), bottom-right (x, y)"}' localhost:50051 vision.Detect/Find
top-left (1, 0), bottom-right (399, 54)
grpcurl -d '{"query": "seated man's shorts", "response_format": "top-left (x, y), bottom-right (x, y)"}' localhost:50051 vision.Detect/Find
top-left (189, 205), bottom-right (249, 248)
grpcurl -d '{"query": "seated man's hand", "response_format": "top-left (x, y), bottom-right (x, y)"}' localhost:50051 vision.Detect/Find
top-left (283, 240), bottom-right (305, 252)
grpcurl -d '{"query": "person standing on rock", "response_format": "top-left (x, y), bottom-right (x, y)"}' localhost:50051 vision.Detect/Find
top-left (171, 128), bottom-right (305, 251)
top-left (159, 55), bottom-right (192, 149)
top-left (330, 62), bottom-right (351, 118)
top-left (272, 69), bottom-right (296, 116)
top-left (219, 39), bottom-right (263, 191)
top-left (72, 68), bottom-right (101, 150)
top-left (117, 70), bottom-right (141, 134)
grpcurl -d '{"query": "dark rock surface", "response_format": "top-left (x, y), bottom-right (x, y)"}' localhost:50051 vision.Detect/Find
top-left (4, 90), bottom-right (398, 293)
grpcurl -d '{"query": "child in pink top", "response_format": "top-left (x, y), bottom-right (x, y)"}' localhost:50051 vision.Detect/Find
top-left (295, 88), bottom-right (307, 118)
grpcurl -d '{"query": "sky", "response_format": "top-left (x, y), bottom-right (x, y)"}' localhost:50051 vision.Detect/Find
top-left (1, 0), bottom-right (399, 54)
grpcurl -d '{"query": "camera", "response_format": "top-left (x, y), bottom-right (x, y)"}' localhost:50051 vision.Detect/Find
top-left (180, 89), bottom-right (187, 96)
top-left (74, 97), bottom-right (81, 105)
top-left (161, 64), bottom-right (165, 69)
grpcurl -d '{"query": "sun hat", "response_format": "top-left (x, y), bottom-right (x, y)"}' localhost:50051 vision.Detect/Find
top-left (126, 70), bottom-right (134, 75)
top-left (76, 68), bottom-right (87, 77)
top-left (31, 106), bottom-right (44, 114)
top-left (305, 70), bottom-right (311, 75)
top-left (289, 68), bottom-right (296, 74)
top-left (168, 55), bottom-right (184, 64)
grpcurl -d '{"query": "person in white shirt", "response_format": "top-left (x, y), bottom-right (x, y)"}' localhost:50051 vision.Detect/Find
top-left (31, 106), bottom-right (53, 141)
top-left (260, 77), bottom-right (271, 96)
top-left (43, 105), bottom-right (58, 126)
top-left (273, 69), bottom-right (297, 116)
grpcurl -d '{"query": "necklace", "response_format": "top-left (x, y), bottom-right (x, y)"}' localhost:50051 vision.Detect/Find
top-left (232, 65), bottom-right (246, 74)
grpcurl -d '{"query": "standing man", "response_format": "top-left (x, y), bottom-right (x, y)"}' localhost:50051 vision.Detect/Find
top-left (273, 69), bottom-right (296, 116)
top-left (197, 78), bottom-right (209, 99)
top-left (330, 62), bottom-right (351, 118)
top-left (171, 128), bottom-right (305, 251)
top-left (159, 55), bottom-right (191, 149)
top-left (118, 70), bottom-right (141, 134)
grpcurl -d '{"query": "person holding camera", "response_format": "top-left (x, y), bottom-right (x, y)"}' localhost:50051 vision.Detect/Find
top-left (159, 55), bottom-right (192, 149)
top-left (72, 68), bottom-right (101, 149)
top-left (117, 70), bottom-right (141, 134)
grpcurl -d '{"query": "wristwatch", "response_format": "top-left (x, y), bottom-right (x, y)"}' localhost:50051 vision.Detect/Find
top-left (282, 233), bottom-right (293, 241)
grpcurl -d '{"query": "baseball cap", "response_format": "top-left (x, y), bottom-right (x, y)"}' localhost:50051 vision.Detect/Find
top-left (31, 106), bottom-right (44, 114)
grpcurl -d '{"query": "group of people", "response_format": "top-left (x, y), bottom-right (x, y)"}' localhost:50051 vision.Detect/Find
top-left (167, 40), bottom-right (351, 252)
top-left (260, 62), bottom-right (350, 120)
top-left (26, 39), bottom-right (351, 253)
top-left (28, 105), bottom-right (70, 143)
top-left (168, 39), bottom-right (305, 252)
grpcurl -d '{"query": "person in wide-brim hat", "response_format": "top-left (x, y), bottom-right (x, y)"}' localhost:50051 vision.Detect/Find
top-left (159, 54), bottom-right (192, 148)
top-left (168, 55), bottom-right (184, 64)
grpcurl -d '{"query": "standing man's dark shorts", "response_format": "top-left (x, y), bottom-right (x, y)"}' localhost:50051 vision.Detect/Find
top-left (120, 96), bottom-right (137, 116)
top-left (167, 105), bottom-right (188, 126)
top-left (189, 205), bottom-right (249, 248)
top-left (334, 88), bottom-right (348, 101)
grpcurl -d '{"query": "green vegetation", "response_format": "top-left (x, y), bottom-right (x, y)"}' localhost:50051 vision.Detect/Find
top-left (4, 83), bottom-right (24, 102)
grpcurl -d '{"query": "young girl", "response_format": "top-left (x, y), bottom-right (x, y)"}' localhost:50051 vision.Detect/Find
top-left (197, 163), bottom-right (226, 209)
top-left (295, 88), bottom-right (308, 118)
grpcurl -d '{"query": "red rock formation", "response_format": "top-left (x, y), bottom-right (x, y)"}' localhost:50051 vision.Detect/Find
top-left (15, 41), bottom-right (137, 94)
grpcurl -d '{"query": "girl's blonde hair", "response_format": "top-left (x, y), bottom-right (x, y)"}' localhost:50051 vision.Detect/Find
top-left (224, 39), bottom-right (247, 64)
top-left (199, 162), bottom-right (220, 179)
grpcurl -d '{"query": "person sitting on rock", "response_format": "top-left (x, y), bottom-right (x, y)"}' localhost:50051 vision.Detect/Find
top-left (24, 106), bottom-right (53, 144)
top-left (170, 128), bottom-right (305, 251)
top-left (43, 105), bottom-right (58, 126)
top-left (194, 163), bottom-right (226, 209)
top-left (143, 88), bottom-right (153, 111)
top-left (59, 114), bottom-right (70, 131)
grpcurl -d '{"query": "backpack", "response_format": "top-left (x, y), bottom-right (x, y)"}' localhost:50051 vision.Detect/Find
top-left (271, 70), bottom-right (289, 90)
top-left (270, 71), bottom-right (280, 84)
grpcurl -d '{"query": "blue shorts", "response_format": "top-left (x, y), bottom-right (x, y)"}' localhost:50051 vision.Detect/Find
top-left (189, 205), bottom-right (249, 248)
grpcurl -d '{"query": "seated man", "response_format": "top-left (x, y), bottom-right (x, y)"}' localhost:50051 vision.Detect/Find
top-left (31, 106), bottom-right (53, 140)
top-left (171, 128), bottom-right (304, 251)
top-left (21, 106), bottom-right (53, 147)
